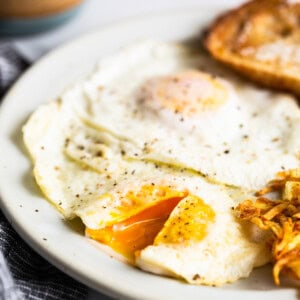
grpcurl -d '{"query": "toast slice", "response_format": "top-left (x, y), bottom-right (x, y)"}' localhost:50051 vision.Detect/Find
top-left (204, 0), bottom-right (300, 96)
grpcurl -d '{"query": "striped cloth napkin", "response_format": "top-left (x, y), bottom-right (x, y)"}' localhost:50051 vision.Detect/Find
top-left (0, 42), bottom-right (88, 300)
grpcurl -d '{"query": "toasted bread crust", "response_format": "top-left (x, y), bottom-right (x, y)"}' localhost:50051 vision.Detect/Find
top-left (204, 0), bottom-right (300, 96)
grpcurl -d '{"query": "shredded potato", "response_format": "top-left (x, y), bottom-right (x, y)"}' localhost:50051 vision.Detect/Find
top-left (236, 168), bottom-right (300, 285)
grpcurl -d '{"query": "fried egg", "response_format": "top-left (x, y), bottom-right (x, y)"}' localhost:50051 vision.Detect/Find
top-left (24, 40), bottom-right (290, 286)
top-left (136, 192), bottom-right (270, 286)
top-left (67, 40), bottom-right (300, 190)
top-left (23, 90), bottom-right (269, 285)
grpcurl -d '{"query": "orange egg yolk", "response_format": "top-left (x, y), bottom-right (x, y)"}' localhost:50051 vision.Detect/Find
top-left (154, 194), bottom-right (215, 245)
top-left (153, 70), bottom-right (228, 116)
top-left (86, 186), bottom-right (188, 260)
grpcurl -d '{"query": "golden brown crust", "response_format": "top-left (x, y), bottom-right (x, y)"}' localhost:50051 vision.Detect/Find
top-left (204, 0), bottom-right (300, 96)
top-left (236, 168), bottom-right (300, 285)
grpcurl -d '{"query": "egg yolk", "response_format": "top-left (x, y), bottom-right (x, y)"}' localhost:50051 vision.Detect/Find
top-left (86, 186), bottom-right (188, 260)
top-left (152, 70), bottom-right (228, 116)
top-left (154, 194), bottom-right (215, 245)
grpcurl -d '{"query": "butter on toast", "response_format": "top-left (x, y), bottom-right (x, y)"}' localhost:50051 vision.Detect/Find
top-left (204, 0), bottom-right (300, 96)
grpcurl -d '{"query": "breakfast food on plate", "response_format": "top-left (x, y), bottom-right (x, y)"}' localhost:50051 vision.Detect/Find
top-left (204, 0), bottom-right (300, 96)
top-left (23, 81), bottom-right (270, 286)
top-left (23, 40), bottom-right (300, 286)
top-left (236, 168), bottom-right (300, 285)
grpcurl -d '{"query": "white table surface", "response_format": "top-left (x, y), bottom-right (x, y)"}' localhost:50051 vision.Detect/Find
top-left (6, 0), bottom-right (244, 298)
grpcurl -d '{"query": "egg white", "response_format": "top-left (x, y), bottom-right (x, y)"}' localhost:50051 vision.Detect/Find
top-left (23, 95), bottom-right (270, 286)
top-left (65, 40), bottom-right (300, 191)
top-left (136, 188), bottom-right (270, 286)
top-left (23, 101), bottom-right (270, 286)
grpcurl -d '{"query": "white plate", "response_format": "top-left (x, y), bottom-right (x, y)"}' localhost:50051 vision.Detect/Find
top-left (0, 7), bottom-right (298, 300)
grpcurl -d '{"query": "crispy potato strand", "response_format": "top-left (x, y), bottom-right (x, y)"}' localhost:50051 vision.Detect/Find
top-left (236, 168), bottom-right (300, 285)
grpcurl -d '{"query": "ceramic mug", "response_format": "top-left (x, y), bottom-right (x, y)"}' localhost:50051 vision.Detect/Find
top-left (0, 0), bottom-right (85, 35)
